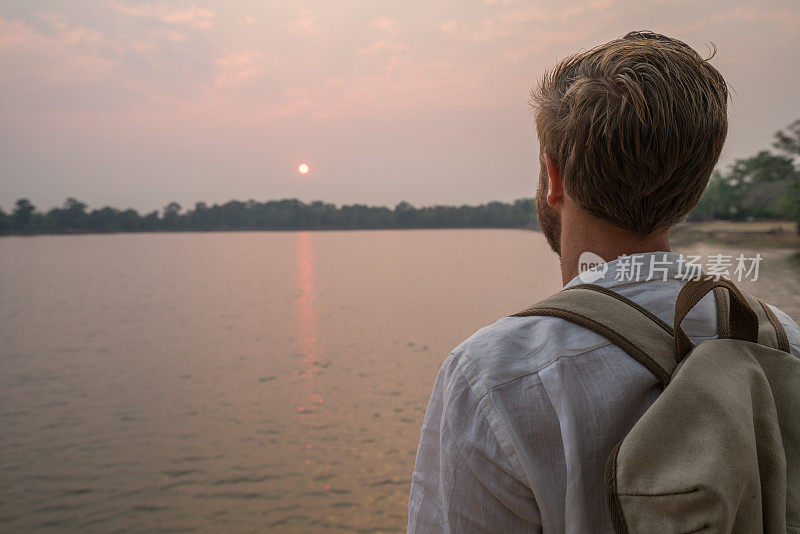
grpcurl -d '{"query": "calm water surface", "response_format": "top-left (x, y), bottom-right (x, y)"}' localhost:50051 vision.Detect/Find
top-left (1, 230), bottom-right (798, 533)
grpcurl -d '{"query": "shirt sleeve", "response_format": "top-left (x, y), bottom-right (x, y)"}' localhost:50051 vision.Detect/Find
top-left (407, 352), bottom-right (541, 533)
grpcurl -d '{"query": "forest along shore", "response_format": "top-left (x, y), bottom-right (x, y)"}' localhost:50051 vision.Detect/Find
top-left (672, 220), bottom-right (800, 248)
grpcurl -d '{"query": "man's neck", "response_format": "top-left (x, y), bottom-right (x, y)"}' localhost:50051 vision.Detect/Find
top-left (559, 211), bottom-right (671, 286)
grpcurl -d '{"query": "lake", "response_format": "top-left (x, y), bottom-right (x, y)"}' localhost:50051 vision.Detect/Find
top-left (1, 229), bottom-right (798, 533)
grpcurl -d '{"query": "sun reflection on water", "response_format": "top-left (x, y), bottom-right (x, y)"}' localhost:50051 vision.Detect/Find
top-left (294, 231), bottom-right (327, 480)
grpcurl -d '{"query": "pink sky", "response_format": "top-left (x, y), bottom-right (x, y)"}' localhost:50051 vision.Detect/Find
top-left (1, 0), bottom-right (798, 212)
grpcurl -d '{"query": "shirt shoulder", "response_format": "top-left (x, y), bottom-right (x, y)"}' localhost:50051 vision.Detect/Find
top-left (448, 313), bottom-right (615, 400)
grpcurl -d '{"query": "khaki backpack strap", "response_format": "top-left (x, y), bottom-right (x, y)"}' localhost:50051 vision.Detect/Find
top-left (708, 286), bottom-right (787, 352)
top-left (674, 277), bottom-right (760, 360)
top-left (511, 285), bottom-right (676, 387)
top-left (739, 291), bottom-right (791, 352)
top-left (757, 298), bottom-right (791, 352)
top-left (569, 283), bottom-right (675, 333)
top-left (713, 287), bottom-right (731, 339)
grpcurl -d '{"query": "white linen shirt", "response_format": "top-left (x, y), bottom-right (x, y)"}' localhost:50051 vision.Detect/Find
top-left (407, 251), bottom-right (800, 533)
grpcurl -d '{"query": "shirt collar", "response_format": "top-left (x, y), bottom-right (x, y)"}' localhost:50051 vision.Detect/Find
top-left (563, 251), bottom-right (697, 289)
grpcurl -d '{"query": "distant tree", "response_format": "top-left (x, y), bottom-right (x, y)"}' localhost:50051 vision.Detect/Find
top-left (188, 202), bottom-right (210, 229)
top-left (215, 200), bottom-right (248, 228)
top-left (394, 201), bottom-right (416, 227)
top-left (60, 197), bottom-right (88, 230)
top-left (45, 197), bottom-right (88, 232)
top-left (691, 171), bottom-right (732, 221)
top-left (12, 199), bottom-right (35, 230)
top-left (142, 210), bottom-right (160, 231)
top-left (162, 202), bottom-right (182, 229)
top-left (691, 118), bottom-right (800, 225)
top-left (87, 207), bottom-right (119, 232)
top-left (729, 150), bottom-right (797, 184)
top-left (117, 209), bottom-right (142, 232)
top-left (774, 119), bottom-right (800, 159)
top-left (772, 119), bottom-right (800, 231)
top-left (729, 151), bottom-right (798, 219)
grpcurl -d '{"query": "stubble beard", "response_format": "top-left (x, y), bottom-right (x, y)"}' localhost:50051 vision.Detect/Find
top-left (535, 163), bottom-right (562, 257)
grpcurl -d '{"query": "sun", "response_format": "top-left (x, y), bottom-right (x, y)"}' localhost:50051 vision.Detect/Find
top-left (298, 163), bottom-right (309, 175)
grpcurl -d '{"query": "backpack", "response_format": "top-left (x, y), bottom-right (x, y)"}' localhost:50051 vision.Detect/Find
top-left (511, 276), bottom-right (800, 533)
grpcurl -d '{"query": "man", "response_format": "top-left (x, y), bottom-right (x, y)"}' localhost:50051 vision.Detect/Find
top-left (407, 31), bottom-right (800, 533)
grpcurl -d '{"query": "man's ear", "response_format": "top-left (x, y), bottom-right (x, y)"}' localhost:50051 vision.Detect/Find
top-left (543, 152), bottom-right (563, 207)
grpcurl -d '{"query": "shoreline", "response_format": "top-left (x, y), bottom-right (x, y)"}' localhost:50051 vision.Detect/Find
top-left (672, 221), bottom-right (800, 249)
top-left (2, 221), bottom-right (799, 249)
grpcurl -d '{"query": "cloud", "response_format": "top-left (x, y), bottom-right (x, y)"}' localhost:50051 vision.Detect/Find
top-left (441, 0), bottom-right (612, 42)
top-left (292, 9), bottom-right (318, 34)
top-left (714, 5), bottom-right (800, 35)
top-left (556, 0), bottom-right (612, 21)
top-left (239, 15), bottom-right (258, 27)
top-left (440, 20), bottom-right (462, 33)
top-left (0, 15), bottom-right (116, 83)
top-left (0, 17), bottom-right (35, 50)
top-left (154, 28), bottom-right (188, 43)
top-left (213, 51), bottom-right (261, 88)
top-left (111, 27), bottom-right (186, 55)
top-left (369, 17), bottom-right (396, 32)
top-left (115, 2), bottom-right (214, 29)
top-left (130, 40), bottom-right (158, 53)
top-left (38, 13), bottom-right (105, 45)
top-left (357, 40), bottom-right (411, 55)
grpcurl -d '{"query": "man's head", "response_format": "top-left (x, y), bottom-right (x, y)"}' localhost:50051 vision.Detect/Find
top-left (531, 31), bottom-right (729, 255)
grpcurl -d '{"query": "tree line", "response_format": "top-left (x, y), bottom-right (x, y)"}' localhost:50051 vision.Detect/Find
top-left (0, 197), bottom-right (540, 234)
top-left (688, 118), bottom-right (800, 227)
top-left (2, 118), bottom-right (798, 236)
